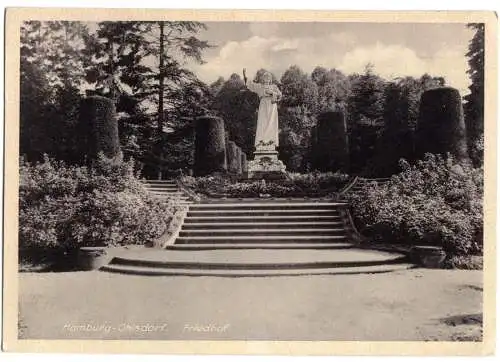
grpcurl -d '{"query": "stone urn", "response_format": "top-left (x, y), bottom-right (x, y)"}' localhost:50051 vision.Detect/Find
top-left (77, 246), bottom-right (112, 271)
top-left (410, 246), bottom-right (447, 268)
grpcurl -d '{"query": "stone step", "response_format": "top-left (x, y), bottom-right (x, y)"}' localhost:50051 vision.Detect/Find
top-left (187, 209), bottom-right (341, 217)
top-left (146, 187), bottom-right (180, 191)
top-left (166, 243), bottom-right (355, 250)
top-left (175, 235), bottom-right (348, 244)
top-left (145, 183), bottom-right (179, 187)
top-left (145, 184), bottom-right (177, 188)
top-left (200, 198), bottom-right (339, 203)
top-left (179, 228), bottom-right (347, 237)
top-left (185, 215), bottom-right (343, 223)
top-left (151, 193), bottom-right (189, 200)
top-left (148, 190), bottom-right (184, 196)
top-left (100, 263), bottom-right (413, 277)
top-left (109, 249), bottom-right (407, 269)
top-left (182, 221), bottom-right (345, 229)
top-left (190, 202), bottom-right (347, 209)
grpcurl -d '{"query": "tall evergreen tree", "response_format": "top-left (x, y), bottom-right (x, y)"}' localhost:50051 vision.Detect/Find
top-left (20, 21), bottom-right (90, 161)
top-left (464, 23), bottom-right (485, 166)
top-left (347, 64), bottom-right (385, 173)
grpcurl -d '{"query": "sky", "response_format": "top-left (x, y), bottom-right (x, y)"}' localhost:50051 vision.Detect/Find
top-left (186, 22), bottom-right (474, 95)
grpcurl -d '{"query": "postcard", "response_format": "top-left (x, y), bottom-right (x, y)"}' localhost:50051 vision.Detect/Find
top-left (3, 8), bottom-right (497, 356)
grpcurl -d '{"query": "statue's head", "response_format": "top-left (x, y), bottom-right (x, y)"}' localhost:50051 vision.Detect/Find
top-left (261, 71), bottom-right (273, 85)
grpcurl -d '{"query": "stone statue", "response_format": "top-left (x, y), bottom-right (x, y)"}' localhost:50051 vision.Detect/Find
top-left (243, 69), bottom-right (286, 179)
top-left (243, 68), bottom-right (282, 151)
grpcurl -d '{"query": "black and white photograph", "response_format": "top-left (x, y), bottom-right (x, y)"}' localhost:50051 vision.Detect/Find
top-left (2, 8), bottom-right (496, 355)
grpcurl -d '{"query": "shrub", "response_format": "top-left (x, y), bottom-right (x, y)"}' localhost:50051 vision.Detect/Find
top-left (349, 154), bottom-right (483, 258)
top-left (19, 154), bottom-right (179, 253)
top-left (416, 87), bottom-right (469, 162)
top-left (312, 111), bottom-right (349, 172)
top-left (193, 115), bottom-right (227, 176)
top-left (78, 96), bottom-right (121, 161)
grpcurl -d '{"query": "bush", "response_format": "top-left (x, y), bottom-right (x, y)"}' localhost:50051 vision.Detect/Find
top-left (19, 154), bottom-right (180, 253)
top-left (349, 154), bottom-right (483, 258)
top-left (193, 115), bottom-right (227, 176)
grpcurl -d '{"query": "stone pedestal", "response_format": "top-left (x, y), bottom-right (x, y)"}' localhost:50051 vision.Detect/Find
top-left (247, 146), bottom-right (287, 180)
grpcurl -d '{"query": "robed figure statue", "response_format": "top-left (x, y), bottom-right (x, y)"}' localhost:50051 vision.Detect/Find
top-left (243, 68), bottom-right (282, 150)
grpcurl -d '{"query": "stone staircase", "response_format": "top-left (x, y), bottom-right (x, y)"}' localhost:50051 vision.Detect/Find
top-left (101, 247), bottom-right (412, 277)
top-left (143, 179), bottom-right (192, 204)
top-left (171, 201), bottom-right (351, 250)
top-left (100, 197), bottom-right (414, 276)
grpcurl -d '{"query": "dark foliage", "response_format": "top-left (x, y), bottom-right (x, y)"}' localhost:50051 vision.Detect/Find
top-left (464, 23), bottom-right (485, 167)
top-left (78, 96), bottom-right (121, 162)
top-left (312, 111), bottom-right (349, 172)
top-left (416, 87), bottom-right (469, 162)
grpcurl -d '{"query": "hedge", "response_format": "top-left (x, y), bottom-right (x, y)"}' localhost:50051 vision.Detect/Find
top-left (416, 87), bottom-right (469, 162)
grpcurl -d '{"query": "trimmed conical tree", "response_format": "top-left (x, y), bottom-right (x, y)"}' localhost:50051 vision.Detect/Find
top-left (227, 141), bottom-right (242, 174)
top-left (416, 87), bottom-right (469, 162)
top-left (78, 96), bottom-right (121, 161)
top-left (313, 111), bottom-right (349, 172)
top-left (194, 115), bottom-right (227, 176)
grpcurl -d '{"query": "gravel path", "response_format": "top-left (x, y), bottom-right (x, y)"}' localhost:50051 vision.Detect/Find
top-left (18, 268), bottom-right (482, 341)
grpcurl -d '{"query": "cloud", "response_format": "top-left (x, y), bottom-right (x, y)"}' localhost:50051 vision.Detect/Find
top-left (338, 42), bottom-right (470, 95)
top-left (191, 32), bottom-right (354, 83)
top-left (191, 33), bottom-right (470, 96)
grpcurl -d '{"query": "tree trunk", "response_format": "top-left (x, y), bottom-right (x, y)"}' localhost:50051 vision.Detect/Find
top-left (157, 21), bottom-right (165, 179)
top-left (158, 21), bottom-right (165, 134)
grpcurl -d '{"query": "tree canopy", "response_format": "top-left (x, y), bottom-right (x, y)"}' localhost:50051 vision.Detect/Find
top-left (20, 21), bottom-right (478, 176)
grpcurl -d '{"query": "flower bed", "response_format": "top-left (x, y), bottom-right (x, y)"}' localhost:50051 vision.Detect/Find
top-left (180, 171), bottom-right (349, 198)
